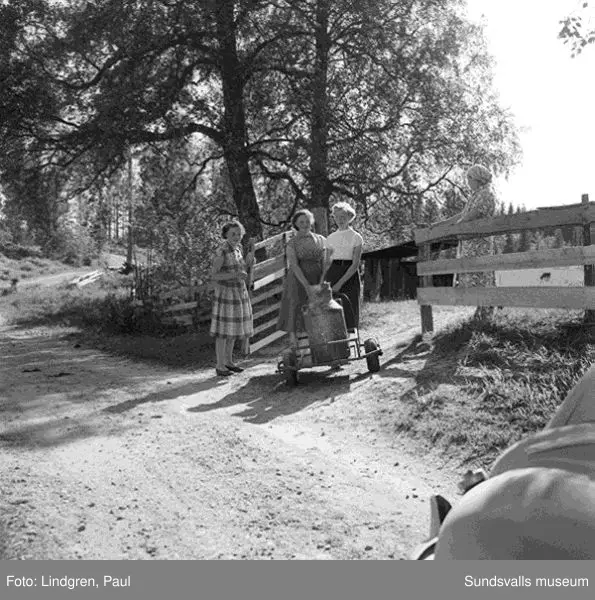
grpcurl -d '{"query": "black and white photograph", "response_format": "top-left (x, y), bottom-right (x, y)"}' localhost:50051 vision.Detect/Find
top-left (2, 0), bottom-right (595, 577)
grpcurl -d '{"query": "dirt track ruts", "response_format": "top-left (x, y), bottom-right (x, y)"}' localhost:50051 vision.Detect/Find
top-left (0, 321), bottom-right (461, 560)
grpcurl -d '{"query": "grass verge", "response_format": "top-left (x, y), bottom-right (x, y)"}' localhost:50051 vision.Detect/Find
top-left (393, 308), bottom-right (595, 467)
top-left (0, 272), bottom-right (218, 369)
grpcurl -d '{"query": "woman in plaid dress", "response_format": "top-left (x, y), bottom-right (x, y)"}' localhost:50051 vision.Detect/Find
top-left (210, 220), bottom-right (254, 376)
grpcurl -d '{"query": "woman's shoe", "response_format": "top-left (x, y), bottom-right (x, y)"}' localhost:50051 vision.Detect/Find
top-left (216, 368), bottom-right (233, 377)
top-left (225, 364), bottom-right (244, 373)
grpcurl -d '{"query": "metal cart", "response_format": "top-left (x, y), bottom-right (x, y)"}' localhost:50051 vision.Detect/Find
top-left (277, 294), bottom-right (383, 386)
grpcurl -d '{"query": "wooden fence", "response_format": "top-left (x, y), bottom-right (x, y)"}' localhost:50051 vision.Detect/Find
top-left (131, 230), bottom-right (294, 353)
top-left (414, 194), bottom-right (595, 334)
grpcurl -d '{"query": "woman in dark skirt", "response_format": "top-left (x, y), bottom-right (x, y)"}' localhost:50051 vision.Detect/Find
top-left (325, 201), bottom-right (363, 330)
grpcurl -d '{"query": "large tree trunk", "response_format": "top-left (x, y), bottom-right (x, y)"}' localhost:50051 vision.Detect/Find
top-left (309, 0), bottom-right (331, 236)
top-left (215, 1), bottom-right (263, 241)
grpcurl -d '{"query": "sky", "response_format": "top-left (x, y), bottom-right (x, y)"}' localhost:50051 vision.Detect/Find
top-left (465, 0), bottom-right (595, 210)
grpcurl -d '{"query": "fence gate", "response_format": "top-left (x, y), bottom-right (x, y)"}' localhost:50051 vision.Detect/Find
top-left (248, 231), bottom-right (294, 353)
top-left (130, 230), bottom-right (294, 354)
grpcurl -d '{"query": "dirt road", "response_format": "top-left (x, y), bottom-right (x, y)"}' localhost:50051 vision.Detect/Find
top-left (0, 320), bottom-right (461, 560)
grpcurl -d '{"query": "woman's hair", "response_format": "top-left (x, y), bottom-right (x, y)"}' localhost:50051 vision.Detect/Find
top-left (331, 201), bottom-right (356, 222)
top-left (291, 209), bottom-right (315, 230)
top-left (466, 165), bottom-right (493, 186)
top-left (221, 219), bottom-right (246, 239)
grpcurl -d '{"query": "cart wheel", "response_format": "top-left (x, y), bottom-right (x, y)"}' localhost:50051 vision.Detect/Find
top-left (282, 349), bottom-right (299, 387)
top-left (286, 368), bottom-right (298, 387)
top-left (364, 338), bottom-right (381, 373)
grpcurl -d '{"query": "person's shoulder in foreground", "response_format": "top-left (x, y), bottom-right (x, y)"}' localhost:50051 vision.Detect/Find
top-left (435, 422), bottom-right (595, 560)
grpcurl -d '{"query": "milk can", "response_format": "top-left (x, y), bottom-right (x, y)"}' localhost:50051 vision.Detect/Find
top-left (303, 283), bottom-right (350, 364)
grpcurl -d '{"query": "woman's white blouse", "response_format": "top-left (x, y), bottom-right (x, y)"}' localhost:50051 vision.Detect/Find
top-left (326, 228), bottom-right (363, 260)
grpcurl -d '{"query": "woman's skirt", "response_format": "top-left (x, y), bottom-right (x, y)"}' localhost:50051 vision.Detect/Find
top-left (277, 260), bottom-right (322, 334)
top-left (457, 237), bottom-right (495, 288)
top-left (210, 282), bottom-right (253, 338)
top-left (325, 260), bottom-right (361, 330)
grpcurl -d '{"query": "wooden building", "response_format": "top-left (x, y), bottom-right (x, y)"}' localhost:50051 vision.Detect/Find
top-left (362, 240), bottom-right (457, 301)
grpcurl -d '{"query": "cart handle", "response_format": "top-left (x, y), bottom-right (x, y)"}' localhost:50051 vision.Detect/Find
top-left (332, 292), bottom-right (355, 328)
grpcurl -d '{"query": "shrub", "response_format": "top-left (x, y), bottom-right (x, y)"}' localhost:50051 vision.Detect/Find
top-left (45, 221), bottom-right (97, 266)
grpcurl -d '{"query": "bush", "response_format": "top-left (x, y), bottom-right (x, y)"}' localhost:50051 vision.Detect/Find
top-left (45, 222), bottom-right (97, 266)
top-left (0, 241), bottom-right (44, 260)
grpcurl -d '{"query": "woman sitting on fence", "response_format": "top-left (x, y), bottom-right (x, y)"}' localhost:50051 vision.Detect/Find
top-left (325, 201), bottom-right (363, 330)
top-left (210, 220), bottom-right (255, 377)
top-left (277, 209), bottom-right (331, 348)
top-left (434, 164), bottom-right (498, 319)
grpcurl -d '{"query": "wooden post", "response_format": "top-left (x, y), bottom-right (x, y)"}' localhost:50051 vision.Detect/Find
top-left (242, 237), bottom-right (257, 355)
top-left (419, 242), bottom-right (434, 335)
top-left (374, 261), bottom-right (382, 301)
top-left (582, 194), bottom-right (595, 323)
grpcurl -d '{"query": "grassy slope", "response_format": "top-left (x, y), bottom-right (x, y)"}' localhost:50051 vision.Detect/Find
top-left (392, 308), bottom-right (595, 467)
top-left (0, 254), bottom-right (74, 283)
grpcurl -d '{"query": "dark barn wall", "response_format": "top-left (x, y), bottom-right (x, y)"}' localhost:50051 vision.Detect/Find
top-left (363, 257), bottom-right (417, 301)
top-left (362, 239), bottom-right (456, 302)
top-left (363, 258), bottom-right (453, 301)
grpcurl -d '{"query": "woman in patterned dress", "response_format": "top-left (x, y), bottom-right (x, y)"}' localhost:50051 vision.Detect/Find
top-left (210, 220), bottom-right (255, 376)
top-left (277, 209), bottom-right (331, 348)
top-left (437, 165), bottom-right (497, 319)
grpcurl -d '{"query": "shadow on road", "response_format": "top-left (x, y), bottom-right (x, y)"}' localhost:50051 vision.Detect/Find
top-left (104, 379), bottom-right (226, 414)
top-left (0, 417), bottom-right (127, 449)
top-left (188, 368), bottom-right (355, 424)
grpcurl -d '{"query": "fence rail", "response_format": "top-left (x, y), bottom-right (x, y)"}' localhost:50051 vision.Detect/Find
top-left (414, 200), bottom-right (595, 245)
top-left (417, 245), bottom-right (595, 277)
top-left (131, 230), bottom-right (294, 353)
top-left (414, 194), bottom-right (595, 334)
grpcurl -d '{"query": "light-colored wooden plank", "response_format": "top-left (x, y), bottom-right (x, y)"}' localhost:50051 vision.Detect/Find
top-left (414, 203), bottom-right (595, 244)
top-left (162, 301), bottom-right (199, 314)
top-left (252, 317), bottom-right (278, 336)
top-left (253, 301), bottom-right (281, 321)
top-left (158, 283), bottom-right (207, 302)
top-left (417, 286), bottom-right (595, 310)
top-left (417, 245), bottom-right (595, 276)
top-left (175, 315), bottom-right (194, 325)
top-left (253, 254), bottom-right (285, 280)
top-left (254, 230), bottom-right (294, 251)
top-left (253, 268), bottom-right (286, 291)
top-left (162, 314), bottom-right (194, 326)
top-left (251, 283), bottom-right (284, 305)
top-left (538, 201), bottom-right (584, 211)
top-left (249, 329), bottom-right (287, 354)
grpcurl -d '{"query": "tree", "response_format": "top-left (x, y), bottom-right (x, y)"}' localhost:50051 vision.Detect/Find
top-left (249, 0), bottom-right (521, 235)
top-left (553, 227), bottom-right (565, 249)
top-left (559, 3), bottom-right (595, 56)
top-left (0, 0), bottom-right (274, 239)
top-left (516, 205), bottom-right (534, 252)
top-left (1, 0), bottom-right (521, 250)
top-left (503, 202), bottom-right (515, 253)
